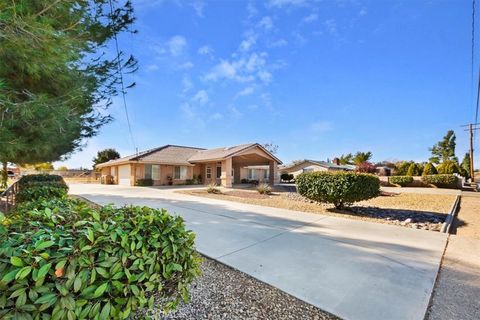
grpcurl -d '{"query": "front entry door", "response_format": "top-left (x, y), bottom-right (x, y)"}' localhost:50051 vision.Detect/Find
top-left (216, 164), bottom-right (222, 184)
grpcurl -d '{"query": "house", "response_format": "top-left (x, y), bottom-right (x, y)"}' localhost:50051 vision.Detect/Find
top-left (95, 143), bottom-right (282, 187)
top-left (280, 159), bottom-right (355, 178)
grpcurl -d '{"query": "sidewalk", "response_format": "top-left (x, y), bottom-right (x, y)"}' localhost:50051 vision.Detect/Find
top-left (427, 193), bottom-right (480, 319)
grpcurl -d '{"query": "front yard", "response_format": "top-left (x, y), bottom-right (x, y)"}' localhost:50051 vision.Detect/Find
top-left (178, 188), bottom-right (455, 231)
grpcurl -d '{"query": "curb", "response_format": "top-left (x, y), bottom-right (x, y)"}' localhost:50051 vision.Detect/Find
top-left (440, 195), bottom-right (461, 233)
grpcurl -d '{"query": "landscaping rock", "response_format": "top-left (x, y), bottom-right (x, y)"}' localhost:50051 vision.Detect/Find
top-left (141, 257), bottom-right (338, 319)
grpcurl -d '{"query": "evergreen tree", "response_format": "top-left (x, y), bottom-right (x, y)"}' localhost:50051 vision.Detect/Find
top-left (0, 1), bottom-right (137, 186)
top-left (461, 152), bottom-right (471, 179)
top-left (406, 163), bottom-right (422, 176)
top-left (93, 149), bottom-right (121, 168)
top-left (429, 130), bottom-right (457, 164)
top-left (422, 163), bottom-right (438, 175)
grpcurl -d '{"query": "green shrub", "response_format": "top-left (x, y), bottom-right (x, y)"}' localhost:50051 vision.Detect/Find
top-left (422, 163), bottom-right (438, 175)
top-left (394, 161), bottom-right (411, 176)
top-left (0, 198), bottom-right (201, 319)
top-left (256, 183), bottom-right (272, 195)
top-left (388, 176), bottom-right (414, 187)
top-left (206, 183), bottom-right (221, 194)
top-left (135, 178), bottom-right (153, 186)
top-left (421, 174), bottom-right (458, 188)
top-left (16, 174), bottom-right (68, 203)
top-left (406, 163), bottom-right (422, 176)
top-left (296, 172), bottom-right (380, 209)
top-left (437, 160), bottom-right (460, 174)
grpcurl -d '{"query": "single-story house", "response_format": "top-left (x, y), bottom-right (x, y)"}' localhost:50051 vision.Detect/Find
top-left (95, 143), bottom-right (282, 187)
top-left (280, 159), bottom-right (356, 178)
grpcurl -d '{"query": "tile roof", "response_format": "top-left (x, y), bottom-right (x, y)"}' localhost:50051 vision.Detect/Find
top-left (283, 159), bottom-right (356, 171)
top-left (187, 143), bottom-right (257, 162)
top-left (95, 143), bottom-right (282, 168)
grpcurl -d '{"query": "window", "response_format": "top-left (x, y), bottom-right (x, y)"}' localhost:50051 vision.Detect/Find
top-left (206, 166), bottom-right (211, 179)
top-left (144, 164), bottom-right (152, 179)
top-left (174, 166), bottom-right (187, 179)
top-left (152, 165), bottom-right (160, 180)
top-left (144, 165), bottom-right (160, 180)
top-left (248, 169), bottom-right (255, 180)
top-left (216, 166), bottom-right (222, 179)
top-left (264, 169), bottom-right (269, 179)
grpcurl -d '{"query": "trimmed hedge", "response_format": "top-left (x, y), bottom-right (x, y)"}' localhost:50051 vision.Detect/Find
top-left (16, 175), bottom-right (68, 203)
top-left (135, 178), bottom-right (153, 186)
top-left (421, 174), bottom-right (458, 188)
top-left (388, 176), bottom-right (414, 187)
top-left (296, 172), bottom-right (380, 209)
top-left (0, 197), bottom-right (201, 319)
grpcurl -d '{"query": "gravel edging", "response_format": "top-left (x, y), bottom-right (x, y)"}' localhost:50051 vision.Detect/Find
top-left (143, 255), bottom-right (339, 320)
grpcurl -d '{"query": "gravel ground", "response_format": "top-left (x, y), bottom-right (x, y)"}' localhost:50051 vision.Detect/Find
top-left (144, 256), bottom-right (338, 320)
top-left (180, 190), bottom-right (455, 231)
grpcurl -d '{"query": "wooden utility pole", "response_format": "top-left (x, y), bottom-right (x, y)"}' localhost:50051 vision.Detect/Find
top-left (462, 123), bottom-right (480, 182)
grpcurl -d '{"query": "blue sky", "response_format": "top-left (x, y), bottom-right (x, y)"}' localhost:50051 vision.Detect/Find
top-left (56, 0), bottom-right (477, 169)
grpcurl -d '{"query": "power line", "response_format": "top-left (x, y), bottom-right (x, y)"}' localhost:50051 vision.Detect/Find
top-left (108, 0), bottom-right (136, 153)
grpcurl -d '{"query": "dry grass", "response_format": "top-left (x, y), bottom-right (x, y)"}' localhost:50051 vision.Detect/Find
top-left (178, 189), bottom-right (455, 225)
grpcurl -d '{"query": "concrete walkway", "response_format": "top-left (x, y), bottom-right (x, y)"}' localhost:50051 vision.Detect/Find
top-left (69, 184), bottom-right (448, 320)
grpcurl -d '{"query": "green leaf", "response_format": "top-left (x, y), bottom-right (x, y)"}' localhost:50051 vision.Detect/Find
top-left (37, 263), bottom-right (52, 278)
top-left (95, 267), bottom-right (109, 279)
top-left (35, 293), bottom-right (57, 305)
top-left (15, 266), bottom-right (32, 280)
top-left (81, 245), bottom-right (92, 252)
top-left (74, 277), bottom-right (82, 292)
top-left (1, 269), bottom-right (19, 284)
top-left (10, 256), bottom-right (24, 267)
top-left (93, 282), bottom-right (108, 298)
top-left (87, 228), bottom-right (94, 243)
top-left (99, 302), bottom-right (111, 320)
top-left (36, 240), bottom-right (55, 251)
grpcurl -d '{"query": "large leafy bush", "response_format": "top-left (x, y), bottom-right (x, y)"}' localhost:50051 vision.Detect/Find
top-left (0, 197), bottom-right (200, 319)
top-left (422, 163), bottom-right (438, 175)
top-left (388, 176), bottom-right (414, 187)
top-left (296, 172), bottom-right (380, 209)
top-left (421, 174), bottom-right (458, 188)
top-left (16, 174), bottom-right (68, 203)
top-left (437, 160), bottom-right (460, 174)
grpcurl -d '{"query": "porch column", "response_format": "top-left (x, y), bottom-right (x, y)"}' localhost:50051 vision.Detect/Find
top-left (221, 158), bottom-right (233, 187)
top-left (269, 160), bottom-right (279, 186)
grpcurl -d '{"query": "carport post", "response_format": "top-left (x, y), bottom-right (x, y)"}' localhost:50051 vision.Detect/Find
top-left (269, 160), bottom-right (278, 186)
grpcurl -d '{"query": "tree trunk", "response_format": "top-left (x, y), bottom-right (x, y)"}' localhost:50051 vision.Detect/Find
top-left (1, 162), bottom-right (7, 189)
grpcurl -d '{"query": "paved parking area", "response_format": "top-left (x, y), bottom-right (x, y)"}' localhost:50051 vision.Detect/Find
top-left (69, 184), bottom-right (448, 320)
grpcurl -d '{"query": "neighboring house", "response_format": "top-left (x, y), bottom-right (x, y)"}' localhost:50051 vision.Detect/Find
top-left (280, 159), bottom-right (355, 178)
top-left (95, 143), bottom-right (282, 187)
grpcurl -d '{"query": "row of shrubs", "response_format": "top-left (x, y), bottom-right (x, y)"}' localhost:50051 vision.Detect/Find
top-left (1, 175), bottom-right (200, 318)
top-left (394, 160), bottom-right (468, 177)
top-left (16, 174), bottom-right (69, 203)
top-left (296, 171), bottom-right (380, 209)
top-left (388, 174), bottom-right (458, 188)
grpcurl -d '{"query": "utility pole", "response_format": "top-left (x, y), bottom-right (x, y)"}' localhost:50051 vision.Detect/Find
top-left (462, 123), bottom-right (480, 182)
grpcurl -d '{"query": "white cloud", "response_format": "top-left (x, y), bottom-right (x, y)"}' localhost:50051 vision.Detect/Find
top-left (198, 45), bottom-right (214, 59)
top-left (192, 90), bottom-right (209, 105)
top-left (203, 52), bottom-right (271, 84)
top-left (239, 34), bottom-right (257, 51)
top-left (246, 2), bottom-right (258, 18)
top-left (192, 1), bottom-right (205, 17)
top-left (324, 19), bottom-right (337, 35)
top-left (258, 16), bottom-right (274, 30)
top-left (166, 35), bottom-right (187, 56)
top-left (210, 112), bottom-right (223, 120)
top-left (236, 86), bottom-right (255, 98)
top-left (180, 102), bottom-right (195, 118)
top-left (182, 76), bottom-right (193, 93)
top-left (267, 0), bottom-right (306, 8)
top-left (229, 105), bottom-right (243, 118)
top-left (146, 64), bottom-right (159, 71)
top-left (177, 61), bottom-right (194, 70)
top-left (359, 8), bottom-right (368, 16)
top-left (310, 120), bottom-right (333, 133)
top-left (302, 13), bottom-right (318, 23)
top-left (270, 39), bottom-right (288, 47)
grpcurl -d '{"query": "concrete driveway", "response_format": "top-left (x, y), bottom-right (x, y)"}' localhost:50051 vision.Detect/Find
top-left (69, 184), bottom-right (447, 320)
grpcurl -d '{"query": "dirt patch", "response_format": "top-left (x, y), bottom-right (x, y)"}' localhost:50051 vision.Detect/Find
top-left (454, 193), bottom-right (480, 240)
top-left (178, 190), bottom-right (455, 231)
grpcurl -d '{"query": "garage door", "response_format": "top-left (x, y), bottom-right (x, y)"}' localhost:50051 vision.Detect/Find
top-left (118, 165), bottom-right (131, 186)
